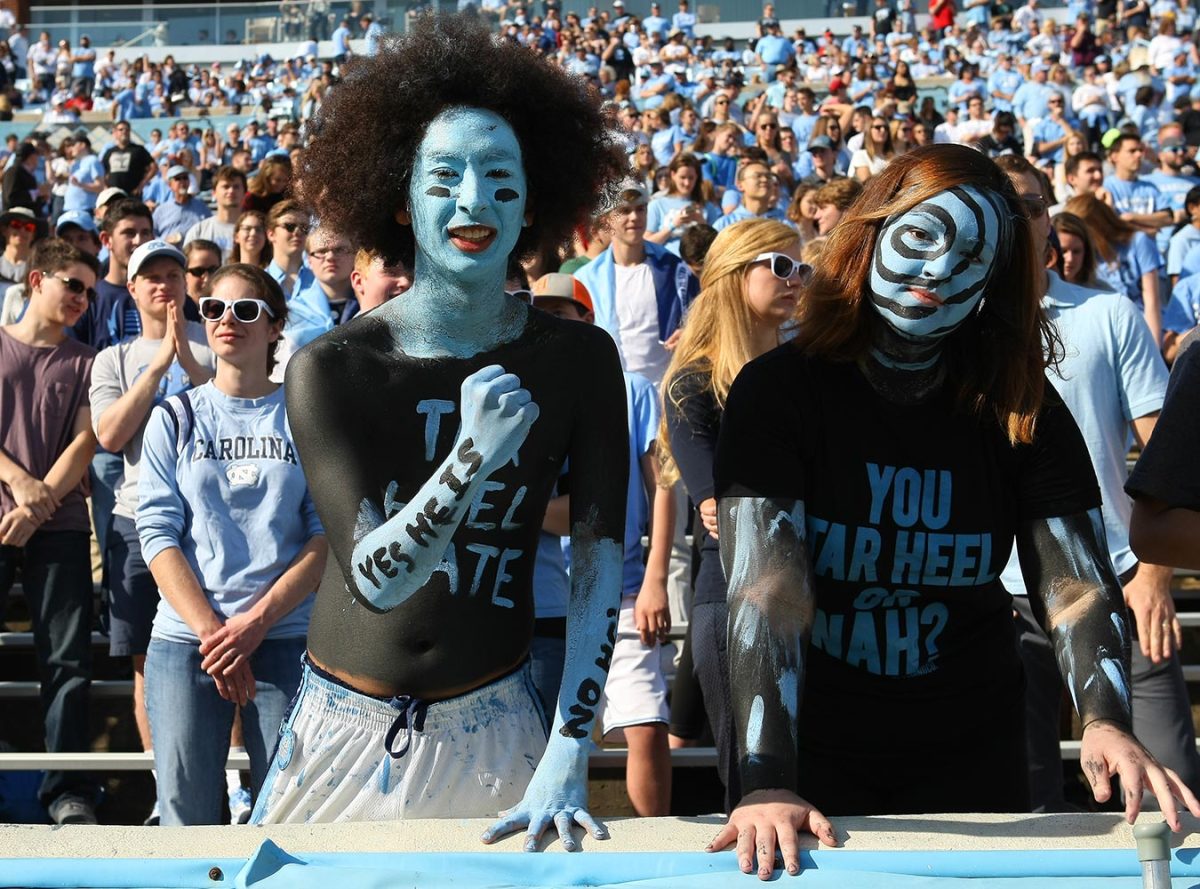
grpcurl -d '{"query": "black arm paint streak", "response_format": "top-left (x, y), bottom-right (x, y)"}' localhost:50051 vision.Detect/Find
top-left (721, 497), bottom-right (815, 797)
top-left (560, 605), bottom-right (618, 739)
top-left (1016, 510), bottom-right (1133, 730)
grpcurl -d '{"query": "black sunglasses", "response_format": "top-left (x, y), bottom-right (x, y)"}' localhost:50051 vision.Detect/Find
top-left (187, 265), bottom-right (220, 277)
top-left (1021, 195), bottom-right (1049, 219)
top-left (279, 221), bottom-right (309, 234)
top-left (51, 275), bottom-right (96, 301)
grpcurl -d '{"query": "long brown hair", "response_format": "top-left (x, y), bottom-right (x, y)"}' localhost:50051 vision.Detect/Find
top-left (230, 209), bottom-right (272, 267)
top-left (795, 143), bottom-right (1054, 445)
top-left (1051, 212), bottom-right (1099, 286)
top-left (1063, 192), bottom-right (1137, 261)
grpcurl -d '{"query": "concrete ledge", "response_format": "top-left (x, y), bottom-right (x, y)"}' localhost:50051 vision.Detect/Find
top-left (0, 813), bottom-right (1191, 858)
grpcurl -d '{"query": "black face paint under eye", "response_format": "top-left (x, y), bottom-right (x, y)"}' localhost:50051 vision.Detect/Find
top-left (425, 185), bottom-right (452, 198)
top-left (495, 188), bottom-right (520, 203)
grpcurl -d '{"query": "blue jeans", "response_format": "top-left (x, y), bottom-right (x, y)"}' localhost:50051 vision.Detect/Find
top-left (0, 530), bottom-right (100, 807)
top-left (145, 636), bottom-right (305, 825)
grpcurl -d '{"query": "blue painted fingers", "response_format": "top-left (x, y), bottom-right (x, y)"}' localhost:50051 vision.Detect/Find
top-left (458, 364), bottom-right (540, 477)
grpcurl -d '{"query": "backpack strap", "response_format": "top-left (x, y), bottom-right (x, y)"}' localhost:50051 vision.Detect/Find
top-left (157, 391), bottom-right (195, 457)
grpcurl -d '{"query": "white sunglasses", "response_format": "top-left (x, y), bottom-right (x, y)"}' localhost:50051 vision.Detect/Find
top-left (753, 252), bottom-right (811, 282)
top-left (199, 297), bottom-right (276, 323)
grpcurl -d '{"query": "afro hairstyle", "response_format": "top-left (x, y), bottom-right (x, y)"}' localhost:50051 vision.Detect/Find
top-left (296, 15), bottom-right (626, 268)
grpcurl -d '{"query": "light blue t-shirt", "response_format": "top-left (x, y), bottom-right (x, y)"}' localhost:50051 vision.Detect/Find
top-left (1096, 231), bottom-right (1162, 308)
top-left (1164, 274), bottom-right (1200, 333)
top-left (137, 382), bottom-right (324, 644)
top-left (713, 204), bottom-right (792, 231)
top-left (63, 154), bottom-right (104, 213)
top-left (646, 195), bottom-right (720, 255)
top-left (1144, 170), bottom-right (1199, 255)
top-left (1166, 223), bottom-right (1200, 277)
top-left (1103, 176), bottom-right (1167, 220)
top-left (1000, 272), bottom-right (1167, 594)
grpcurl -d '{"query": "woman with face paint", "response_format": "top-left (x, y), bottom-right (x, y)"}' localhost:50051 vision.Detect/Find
top-left (658, 219), bottom-right (807, 811)
top-left (251, 17), bottom-right (631, 851)
top-left (708, 145), bottom-right (1200, 880)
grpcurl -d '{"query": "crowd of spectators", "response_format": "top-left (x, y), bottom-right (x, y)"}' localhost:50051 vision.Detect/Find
top-left (1, 0), bottom-right (1200, 830)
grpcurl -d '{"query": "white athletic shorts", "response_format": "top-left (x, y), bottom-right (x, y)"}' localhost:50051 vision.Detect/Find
top-left (251, 657), bottom-right (549, 823)
top-left (597, 594), bottom-right (670, 739)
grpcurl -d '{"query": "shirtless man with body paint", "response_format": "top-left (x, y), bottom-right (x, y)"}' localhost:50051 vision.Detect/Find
top-left (706, 145), bottom-right (1200, 880)
top-left (250, 20), bottom-right (630, 849)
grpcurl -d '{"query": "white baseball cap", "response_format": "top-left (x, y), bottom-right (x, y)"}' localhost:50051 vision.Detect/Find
top-left (127, 239), bottom-right (186, 279)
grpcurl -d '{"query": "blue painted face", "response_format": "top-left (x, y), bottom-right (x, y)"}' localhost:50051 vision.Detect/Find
top-left (407, 107), bottom-right (528, 285)
top-left (867, 185), bottom-right (1002, 341)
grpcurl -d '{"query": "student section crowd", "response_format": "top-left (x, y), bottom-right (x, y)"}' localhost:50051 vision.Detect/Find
top-left (2, 0), bottom-right (1200, 828)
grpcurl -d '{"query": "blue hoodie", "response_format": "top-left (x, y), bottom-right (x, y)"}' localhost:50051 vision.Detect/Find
top-left (575, 240), bottom-right (698, 363)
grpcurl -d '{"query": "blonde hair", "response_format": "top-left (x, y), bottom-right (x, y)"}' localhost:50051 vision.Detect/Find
top-left (657, 218), bottom-right (801, 487)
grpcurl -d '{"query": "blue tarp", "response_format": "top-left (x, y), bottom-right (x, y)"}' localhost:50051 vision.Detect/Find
top-left (5, 845), bottom-right (1200, 889)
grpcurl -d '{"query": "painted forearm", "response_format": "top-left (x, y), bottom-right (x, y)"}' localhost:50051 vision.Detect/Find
top-left (720, 496), bottom-right (814, 796)
top-left (548, 527), bottom-right (622, 744)
top-left (1020, 510), bottom-right (1132, 729)
top-left (349, 432), bottom-right (492, 612)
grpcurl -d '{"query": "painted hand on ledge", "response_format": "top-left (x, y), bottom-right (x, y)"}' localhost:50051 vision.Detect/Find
top-left (479, 743), bottom-right (606, 851)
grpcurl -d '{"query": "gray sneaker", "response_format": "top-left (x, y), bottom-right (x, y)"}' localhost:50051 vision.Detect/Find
top-left (49, 794), bottom-right (97, 825)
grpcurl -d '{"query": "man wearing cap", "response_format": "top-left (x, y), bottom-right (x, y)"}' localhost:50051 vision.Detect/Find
top-left (644, 2), bottom-right (670, 41)
top-left (529, 272), bottom-right (675, 818)
top-left (71, 35), bottom-right (96, 97)
top-left (1144, 130), bottom-right (1199, 253)
top-left (575, 183), bottom-right (698, 390)
top-left (102, 122), bottom-right (155, 197)
top-left (755, 22), bottom-right (794, 79)
top-left (56, 210), bottom-right (101, 257)
top-left (1012, 61), bottom-right (1055, 143)
top-left (152, 166), bottom-right (211, 246)
top-left (799, 135), bottom-right (847, 186)
top-left (988, 53), bottom-right (1024, 113)
top-left (671, 0), bottom-right (696, 40)
top-left (63, 136), bottom-right (104, 215)
top-left (639, 60), bottom-right (674, 110)
top-left (90, 239), bottom-right (216, 825)
top-left (95, 187), bottom-right (128, 226)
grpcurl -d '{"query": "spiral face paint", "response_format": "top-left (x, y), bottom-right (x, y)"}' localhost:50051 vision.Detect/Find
top-left (868, 185), bottom-right (1003, 341)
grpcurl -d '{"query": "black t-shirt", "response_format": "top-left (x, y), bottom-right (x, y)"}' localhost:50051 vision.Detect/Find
top-left (873, 6), bottom-right (896, 35)
top-left (103, 143), bottom-right (154, 194)
top-left (715, 347), bottom-right (1100, 754)
top-left (1126, 329), bottom-right (1200, 511)
top-left (665, 365), bottom-right (726, 605)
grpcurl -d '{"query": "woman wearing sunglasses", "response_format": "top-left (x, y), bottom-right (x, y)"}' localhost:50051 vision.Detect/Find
top-left (0, 207), bottom-right (39, 286)
top-left (657, 218), bottom-right (805, 813)
top-left (709, 145), bottom-right (1200, 879)
top-left (136, 263), bottom-right (326, 825)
